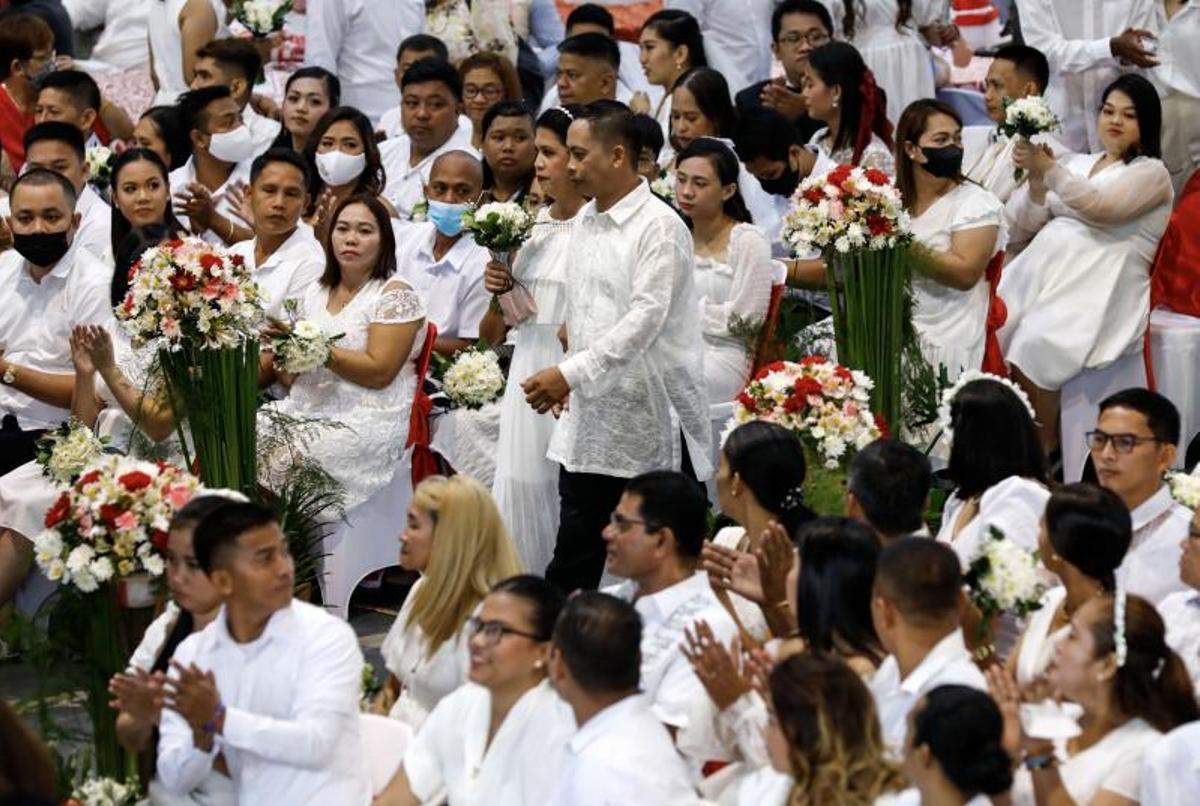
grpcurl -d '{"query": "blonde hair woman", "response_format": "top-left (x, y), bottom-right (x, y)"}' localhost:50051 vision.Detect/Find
top-left (376, 475), bottom-right (523, 730)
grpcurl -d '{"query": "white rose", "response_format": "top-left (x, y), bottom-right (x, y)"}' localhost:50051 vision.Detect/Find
top-left (35, 529), bottom-right (63, 559)
top-left (293, 320), bottom-right (322, 339)
top-left (143, 553), bottom-right (165, 576)
top-left (66, 544), bottom-right (95, 575)
top-left (73, 569), bottom-right (99, 593)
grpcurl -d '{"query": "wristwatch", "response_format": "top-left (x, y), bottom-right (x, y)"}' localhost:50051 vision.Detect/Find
top-left (1023, 752), bottom-right (1057, 771)
top-left (1, 363), bottom-right (15, 385)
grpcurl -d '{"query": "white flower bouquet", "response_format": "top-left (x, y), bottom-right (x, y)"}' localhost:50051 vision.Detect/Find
top-left (1166, 470), bottom-right (1200, 509)
top-left (442, 347), bottom-right (506, 409)
top-left (116, 237), bottom-right (265, 350)
top-left (650, 171), bottom-right (676, 207)
top-left (965, 526), bottom-right (1046, 643)
top-left (67, 774), bottom-right (139, 806)
top-left (271, 298), bottom-right (342, 373)
top-left (233, 0), bottom-right (293, 37)
top-left (35, 455), bottom-right (203, 594)
top-left (781, 164), bottom-right (912, 256)
top-left (85, 145), bottom-right (115, 192)
top-left (35, 419), bottom-right (108, 485)
top-left (462, 201), bottom-right (535, 264)
top-left (998, 96), bottom-right (1059, 180)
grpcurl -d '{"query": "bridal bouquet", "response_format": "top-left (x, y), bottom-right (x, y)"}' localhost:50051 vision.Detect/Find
top-left (462, 201), bottom-right (535, 264)
top-left (650, 171), bottom-right (676, 207)
top-left (85, 145), bottom-right (115, 193)
top-left (233, 0), bottom-right (293, 37)
top-left (34, 456), bottom-right (203, 593)
top-left (35, 419), bottom-right (108, 485)
top-left (117, 237), bottom-right (265, 350)
top-left (965, 526), bottom-right (1045, 643)
top-left (782, 164), bottom-right (911, 256)
top-left (1167, 470), bottom-right (1200, 509)
top-left (272, 299), bottom-right (342, 373)
top-left (442, 347), bottom-right (506, 409)
top-left (999, 96), bottom-right (1059, 180)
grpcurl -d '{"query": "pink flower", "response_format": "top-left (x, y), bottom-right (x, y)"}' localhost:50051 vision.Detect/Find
top-left (165, 484), bottom-right (195, 510)
top-left (114, 511), bottom-right (139, 532)
top-left (828, 200), bottom-right (845, 220)
top-left (161, 317), bottom-right (181, 339)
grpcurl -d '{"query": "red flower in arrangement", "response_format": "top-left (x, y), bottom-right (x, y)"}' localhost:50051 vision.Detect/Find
top-left (127, 260), bottom-right (142, 280)
top-left (118, 471), bottom-right (153, 492)
top-left (864, 168), bottom-right (890, 186)
top-left (167, 239), bottom-right (184, 248)
top-left (44, 493), bottom-right (70, 528)
top-left (200, 253), bottom-right (224, 274)
top-left (783, 393), bottom-right (806, 414)
top-left (794, 376), bottom-right (822, 399)
top-left (230, 253), bottom-right (245, 268)
top-left (737, 390), bottom-right (759, 413)
top-left (767, 360), bottom-right (787, 373)
top-left (151, 529), bottom-right (169, 551)
top-left (800, 355), bottom-right (827, 367)
top-left (866, 214), bottom-right (893, 236)
top-left (77, 469), bottom-right (102, 487)
top-left (875, 413), bottom-right (891, 439)
top-left (99, 503), bottom-right (125, 524)
top-left (122, 295), bottom-right (135, 314)
top-left (169, 270), bottom-right (196, 291)
top-left (827, 165), bottom-right (853, 187)
top-left (834, 365), bottom-right (854, 383)
top-left (802, 189), bottom-right (824, 205)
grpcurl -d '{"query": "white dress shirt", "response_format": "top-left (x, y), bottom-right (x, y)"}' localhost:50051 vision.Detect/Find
top-left (665, 0), bottom-right (772, 94)
top-left (547, 694), bottom-right (703, 806)
top-left (168, 158), bottom-right (253, 246)
top-left (380, 131), bottom-right (479, 221)
top-left (0, 240), bottom-right (112, 429)
top-left (227, 225), bottom-right (325, 320)
top-left (305, 0), bottom-right (425, 125)
top-left (394, 222), bottom-right (490, 341)
top-left (1016, 0), bottom-right (1158, 151)
top-left (244, 104), bottom-right (283, 159)
top-left (1117, 485), bottom-right (1191, 605)
top-left (1142, 720), bottom-right (1200, 806)
top-left (1153, 1), bottom-right (1200, 100)
top-left (1157, 589), bottom-right (1200, 698)
top-left (64, 0), bottom-right (149, 70)
top-left (157, 600), bottom-right (370, 806)
top-left (404, 679), bottom-right (575, 806)
top-left (605, 572), bottom-right (738, 767)
top-left (547, 180), bottom-right (712, 480)
top-left (868, 629), bottom-right (988, 757)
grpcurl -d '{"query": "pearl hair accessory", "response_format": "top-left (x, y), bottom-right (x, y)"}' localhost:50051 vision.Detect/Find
top-left (937, 370), bottom-right (1038, 441)
top-left (555, 106), bottom-right (574, 121)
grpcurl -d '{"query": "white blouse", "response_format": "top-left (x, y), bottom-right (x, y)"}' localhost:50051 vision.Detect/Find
top-left (808, 126), bottom-right (896, 175)
top-left (1158, 590), bottom-right (1200, 699)
top-left (379, 577), bottom-right (471, 731)
top-left (936, 476), bottom-right (1049, 568)
top-left (1013, 586), bottom-right (1069, 687)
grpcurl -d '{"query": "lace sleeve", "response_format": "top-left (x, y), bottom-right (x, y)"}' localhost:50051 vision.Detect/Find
top-left (860, 142), bottom-right (895, 176)
top-left (1046, 158), bottom-right (1173, 225)
top-left (372, 280), bottom-right (425, 325)
top-left (701, 224), bottom-right (775, 339)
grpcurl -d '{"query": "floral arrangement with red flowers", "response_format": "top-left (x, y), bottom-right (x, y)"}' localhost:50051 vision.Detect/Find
top-left (723, 357), bottom-right (884, 470)
top-left (33, 455), bottom-right (202, 594)
top-left (116, 237), bottom-right (265, 350)
top-left (781, 163), bottom-right (912, 256)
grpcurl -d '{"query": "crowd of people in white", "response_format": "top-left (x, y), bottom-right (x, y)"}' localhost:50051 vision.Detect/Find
top-left (0, 0), bottom-right (1199, 804)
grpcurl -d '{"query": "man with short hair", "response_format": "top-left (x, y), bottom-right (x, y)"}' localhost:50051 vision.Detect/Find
top-left (380, 59), bottom-right (476, 220)
top-left (526, 102), bottom-right (711, 594)
top-left (539, 3), bottom-right (651, 113)
top-left (377, 34), bottom-right (453, 139)
top-left (170, 87), bottom-right (256, 246)
top-left (962, 44), bottom-right (1061, 203)
top-left (868, 537), bottom-right (987, 757)
top-left (190, 38), bottom-right (281, 158)
top-left (550, 33), bottom-right (622, 108)
top-left (21, 121), bottom-right (110, 259)
top-left (1091, 388), bottom-right (1191, 605)
top-left (305, 0), bottom-right (424, 125)
top-left (157, 502), bottom-right (371, 805)
top-left (845, 439), bottom-right (933, 543)
top-left (227, 149), bottom-right (324, 322)
top-left (34, 69), bottom-right (130, 149)
top-left (734, 0), bottom-right (832, 143)
top-left (600, 471), bottom-right (736, 770)
top-left (734, 106), bottom-right (817, 206)
top-left (547, 591), bottom-right (703, 805)
top-left (395, 150), bottom-right (490, 357)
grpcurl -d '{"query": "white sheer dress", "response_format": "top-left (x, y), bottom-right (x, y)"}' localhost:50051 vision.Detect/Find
top-left (491, 207), bottom-right (575, 575)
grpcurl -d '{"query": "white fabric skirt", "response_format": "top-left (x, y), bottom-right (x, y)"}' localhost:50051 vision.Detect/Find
top-left (852, 27), bottom-right (936, 125)
top-left (0, 460), bottom-right (56, 539)
top-left (704, 339), bottom-right (753, 406)
top-left (492, 323), bottom-right (564, 575)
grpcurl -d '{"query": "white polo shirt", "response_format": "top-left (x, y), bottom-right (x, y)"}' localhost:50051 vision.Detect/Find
top-left (1118, 485), bottom-right (1192, 605)
top-left (227, 224), bottom-right (325, 320)
top-left (379, 130), bottom-right (477, 220)
top-left (0, 239), bottom-right (113, 429)
top-left (394, 221), bottom-right (490, 341)
top-left (168, 158), bottom-right (253, 246)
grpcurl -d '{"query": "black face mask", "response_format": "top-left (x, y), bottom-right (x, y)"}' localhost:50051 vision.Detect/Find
top-left (919, 145), bottom-right (964, 179)
top-left (759, 164), bottom-right (801, 197)
top-left (13, 231), bottom-right (71, 267)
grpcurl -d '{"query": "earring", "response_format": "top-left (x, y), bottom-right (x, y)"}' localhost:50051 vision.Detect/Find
top-left (534, 660), bottom-right (545, 670)
top-left (833, 98), bottom-right (839, 109)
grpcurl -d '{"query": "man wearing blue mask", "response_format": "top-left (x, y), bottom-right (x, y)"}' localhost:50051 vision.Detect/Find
top-left (169, 86), bottom-right (257, 246)
top-left (395, 149), bottom-right (491, 357)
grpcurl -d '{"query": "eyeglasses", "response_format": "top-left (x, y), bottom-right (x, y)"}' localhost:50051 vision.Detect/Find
top-left (608, 512), bottom-right (657, 534)
top-left (1085, 430), bottom-right (1160, 454)
top-left (779, 31), bottom-right (830, 47)
top-left (464, 85), bottom-right (504, 101)
top-left (467, 616), bottom-right (544, 646)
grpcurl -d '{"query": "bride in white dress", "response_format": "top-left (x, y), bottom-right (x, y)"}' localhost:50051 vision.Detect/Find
top-left (487, 107), bottom-right (581, 575)
top-left (998, 75), bottom-right (1173, 450)
top-left (674, 138), bottom-right (774, 404)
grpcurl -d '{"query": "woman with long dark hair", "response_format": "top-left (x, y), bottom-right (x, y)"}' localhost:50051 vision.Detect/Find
top-left (999, 75), bottom-right (1173, 455)
top-left (132, 106), bottom-right (192, 171)
top-left (674, 137), bottom-right (773, 404)
top-left (302, 107), bottom-right (392, 243)
top-left (668, 66), bottom-right (737, 160)
top-left (272, 66), bottom-right (341, 154)
top-left (108, 147), bottom-right (184, 305)
top-left (801, 41), bottom-right (894, 174)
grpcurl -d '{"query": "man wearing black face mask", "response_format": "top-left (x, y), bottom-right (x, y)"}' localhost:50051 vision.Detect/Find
top-left (0, 168), bottom-right (110, 476)
top-left (734, 107), bottom-right (819, 200)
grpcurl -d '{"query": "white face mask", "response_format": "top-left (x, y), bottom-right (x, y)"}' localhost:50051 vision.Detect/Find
top-left (315, 150), bottom-right (367, 186)
top-left (207, 125), bottom-right (257, 164)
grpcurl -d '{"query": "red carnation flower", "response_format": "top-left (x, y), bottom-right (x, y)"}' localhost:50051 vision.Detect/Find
top-left (118, 471), bottom-right (153, 492)
top-left (167, 239), bottom-right (184, 248)
top-left (834, 365), bottom-right (853, 382)
top-left (199, 253), bottom-right (223, 273)
top-left (875, 413), bottom-right (891, 439)
top-left (794, 377), bottom-right (822, 399)
top-left (127, 260), bottom-right (142, 280)
top-left (229, 253), bottom-right (245, 268)
top-left (783, 393), bottom-right (806, 414)
top-left (802, 189), bottom-right (824, 205)
top-left (151, 529), bottom-right (169, 551)
top-left (864, 168), bottom-right (890, 186)
top-left (77, 469), bottom-right (102, 487)
top-left (99, 503), bottom-right (125, 524)
top-left (827, 165), bottom-right (853, 186)
top-left (44, 493), bottom-right (70, 528)
top-left (800, 355), bottom-right (827, 366)
top-left (767, 361), bottom-right (786, 373)
top-left (866, 214), bottom-right (892, 236)
top-left (737, 391), bottom-right (759, 414)
top-left (169, 270), bottom-right (196, 291)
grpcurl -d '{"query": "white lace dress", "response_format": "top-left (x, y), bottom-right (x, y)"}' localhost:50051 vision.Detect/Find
top-left (261, 279), bottom-right (427, 511)
top-left (491, 207), bottom-right (575, 575)
top-left (696, 223), bottom-right (775, 405)
top-left (808, 126), bottom-right (896, 176)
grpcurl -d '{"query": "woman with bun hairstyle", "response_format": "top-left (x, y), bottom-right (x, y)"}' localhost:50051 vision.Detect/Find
top-left (801, 42), bottom-right (894, 175)
top-left (898, 684), bottom-right (1014, 805)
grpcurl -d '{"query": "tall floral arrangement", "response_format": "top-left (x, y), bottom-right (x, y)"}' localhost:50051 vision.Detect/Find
top-left (782, 164), bottom-right (913, 429)
top-left (723, 357), bottom-right (884, 513)
top-left (117, 237), bottom-right (264, 492)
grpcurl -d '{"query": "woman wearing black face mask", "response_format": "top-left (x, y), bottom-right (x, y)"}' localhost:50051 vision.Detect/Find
top-left (895, 99), bottom-right (1006, 425)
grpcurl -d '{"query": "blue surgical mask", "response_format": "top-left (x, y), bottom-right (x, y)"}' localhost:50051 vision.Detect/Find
top-left (426, 199), bottom-right (469, 237)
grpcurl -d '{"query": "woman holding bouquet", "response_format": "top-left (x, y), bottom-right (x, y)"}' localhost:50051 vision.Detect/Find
top-left (109, 495), bottom-right (237, 806)
top-left (998, 75), bottom-right (1173, 455)
top-left (674, 138), bottom-right (774, 404)
top-left (895, 100), bottom-right (1006, 384)
top-left (487, 106), bottom-right (582, 575)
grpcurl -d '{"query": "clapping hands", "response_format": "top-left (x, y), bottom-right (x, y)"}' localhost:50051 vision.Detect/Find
top-left (109, 666), bottom-right (167, 724)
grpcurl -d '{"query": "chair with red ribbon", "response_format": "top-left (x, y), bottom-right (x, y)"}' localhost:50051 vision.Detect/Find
top-left (406, 321), bottom-right (440, 487)
top-left (981, 250), bottom-right (1008, 376)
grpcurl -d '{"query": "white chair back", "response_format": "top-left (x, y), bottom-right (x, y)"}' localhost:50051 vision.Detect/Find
top-left (360, 713), bottom-right (413, 796)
